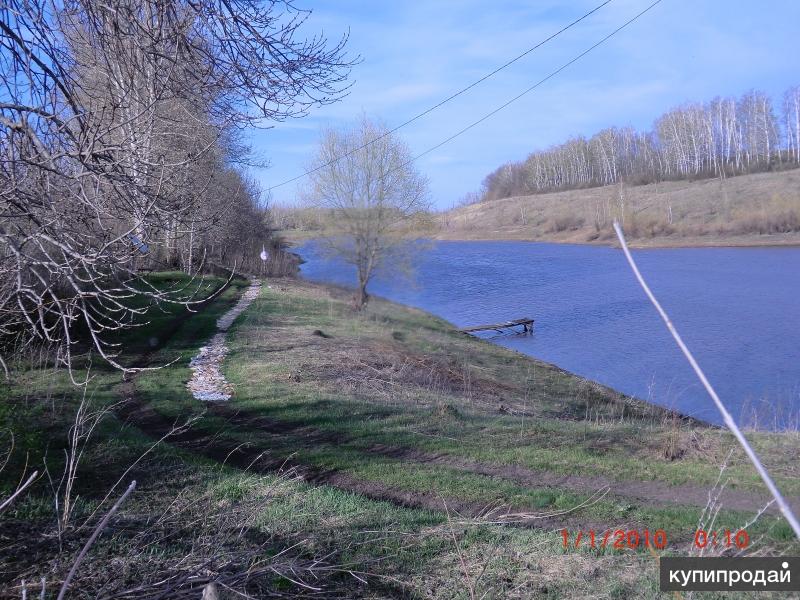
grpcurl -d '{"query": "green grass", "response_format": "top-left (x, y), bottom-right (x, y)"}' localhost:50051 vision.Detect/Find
top-left (216, 283), bottom-right (799, 493)
top-left (2, 273), bottom-right (798, 599)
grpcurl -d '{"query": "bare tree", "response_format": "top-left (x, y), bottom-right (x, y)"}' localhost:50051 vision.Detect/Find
top-left (0, 0), bottom-right (352, 376)
top-left (307, 116), bottom-right (430, 309)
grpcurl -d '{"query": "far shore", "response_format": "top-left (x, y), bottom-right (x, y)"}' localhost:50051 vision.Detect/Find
top-left (283, 229), bottom-right (800, 250)
top-left (432, 231), bottom-right (800, 249)
top-left (432, 170), bottom-right (800, 250)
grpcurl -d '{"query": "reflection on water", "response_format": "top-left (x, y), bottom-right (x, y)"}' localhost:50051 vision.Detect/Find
top-left (297, 240), bottom-right (800, 429)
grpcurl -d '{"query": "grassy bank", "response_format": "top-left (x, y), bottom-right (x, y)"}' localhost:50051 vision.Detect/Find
top-left (2, 273), bottom-right (798, 598)
top-left (437, 170), bottom-right (800, 247)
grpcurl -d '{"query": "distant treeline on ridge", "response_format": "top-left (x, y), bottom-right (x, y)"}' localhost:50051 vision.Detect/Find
top-left (476, 85), bottom-right (800, 203)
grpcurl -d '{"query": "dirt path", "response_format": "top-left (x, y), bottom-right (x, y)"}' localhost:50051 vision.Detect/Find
top-left (116, 395), bottom-right (638, 538)
top-left (190, 405), bottom-right (800, 516)
top-left (187, 279), bottom-right (261, 401)
top-left (118, 382), bottom-right (798, 541)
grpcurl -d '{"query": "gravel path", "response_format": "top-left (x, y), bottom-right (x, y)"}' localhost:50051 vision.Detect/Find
top-left (187, 279), bottom-right (261, 401)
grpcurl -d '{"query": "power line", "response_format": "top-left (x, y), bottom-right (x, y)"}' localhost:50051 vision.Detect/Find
top-left (362, 0), bottom-right (663, 185)
top-left (267, 0), bottom-right (614, 192)
top-left (409, 0), bottom-right (664, 166)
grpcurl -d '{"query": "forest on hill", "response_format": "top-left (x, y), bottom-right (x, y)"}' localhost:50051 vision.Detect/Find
top-left (475, 85), bottom-right (800, 204)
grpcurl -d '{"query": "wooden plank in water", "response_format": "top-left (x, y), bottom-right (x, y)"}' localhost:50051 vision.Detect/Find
top-left (459, 317), bottom-right (534, 334)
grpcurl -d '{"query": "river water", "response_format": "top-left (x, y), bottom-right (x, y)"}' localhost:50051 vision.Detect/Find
top-left (297, 240), bottom-right (800, 428)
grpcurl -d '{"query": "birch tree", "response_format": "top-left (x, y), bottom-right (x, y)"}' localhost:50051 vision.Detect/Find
top-left (477, 85), bottom-right (795, 203)
top-left (784, 86), bottom-right (800, 164)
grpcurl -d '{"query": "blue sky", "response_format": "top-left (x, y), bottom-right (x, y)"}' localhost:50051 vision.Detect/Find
top-left (247, 0), bottom-right (800, 210)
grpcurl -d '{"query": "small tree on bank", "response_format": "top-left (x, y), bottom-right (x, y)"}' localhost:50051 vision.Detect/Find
top-left (308, 117), bottom-right (430, 309)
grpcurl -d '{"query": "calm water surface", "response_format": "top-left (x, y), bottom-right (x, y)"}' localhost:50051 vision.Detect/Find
top-left (297, 240), bottom-right (800, 428)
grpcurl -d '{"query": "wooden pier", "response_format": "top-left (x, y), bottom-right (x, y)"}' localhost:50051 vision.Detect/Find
top-left (459, 317), bottom-right (534, 335)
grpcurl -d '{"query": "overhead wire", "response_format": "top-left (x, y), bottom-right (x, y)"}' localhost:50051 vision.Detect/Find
top-left (266, 0), bottom-right (614, 191)
top-left (408, 0), bottom-right (664, 165)
top-left (280, 0), bottom-right (665, 191)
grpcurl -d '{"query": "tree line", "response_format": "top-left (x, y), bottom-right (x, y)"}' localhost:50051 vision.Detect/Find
top-left (478, 85), bottom-right (800, 202)
top-left (1, 0), bottom-right (351, 373)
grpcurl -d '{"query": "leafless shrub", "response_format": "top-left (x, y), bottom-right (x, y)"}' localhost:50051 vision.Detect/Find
top-left (730, 209), bottom-right (800, 235)
top-left (739, 394), bottom-right (800, 432)
top-left (690, 450), bottom-right (777, 560)
top-left (45, 380), bottom-right (117, 537)
top-left (57, 480), bottom-right (138, 600)
top-left (547, 213), bottom-right (585, 232)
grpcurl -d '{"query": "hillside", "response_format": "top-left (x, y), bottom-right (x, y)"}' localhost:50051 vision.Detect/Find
top-left (3, 273), bottom-right (799, 598)
top-left (438, 169), bottom-right (800, 246)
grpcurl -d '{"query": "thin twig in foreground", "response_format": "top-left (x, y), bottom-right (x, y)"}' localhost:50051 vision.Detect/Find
top-left (0, 470), bottom-right (38, 514)
top-left (613, 221), bottom-right (800, 539)
top-left (57, 480), bottom-right (137, 600)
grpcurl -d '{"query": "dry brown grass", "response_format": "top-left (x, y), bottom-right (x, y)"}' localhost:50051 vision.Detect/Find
top-left (438, 169), bottom-right (800, 246)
